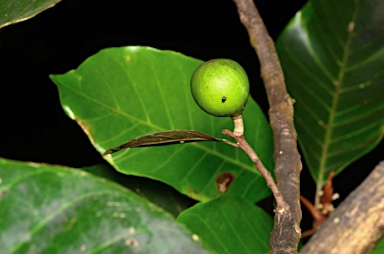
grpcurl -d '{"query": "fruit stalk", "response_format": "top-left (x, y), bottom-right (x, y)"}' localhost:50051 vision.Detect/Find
top-left (222, 125), bottom-right (288, 214)
top-left (232, 115), bottom-right (244, 137)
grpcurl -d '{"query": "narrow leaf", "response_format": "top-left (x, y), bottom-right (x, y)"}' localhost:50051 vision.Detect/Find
top-left (276, 0), bottom-right (384, 185)
top-left (104, 130), bottom-right (223, 155)
top-left (178, 195), bottom-right (273, 254)
top-left (0, 158), bottom-right (212, 253)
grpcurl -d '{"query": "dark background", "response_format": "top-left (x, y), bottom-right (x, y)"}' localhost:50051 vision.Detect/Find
top-left (0, 0), bottom-right (382, 234)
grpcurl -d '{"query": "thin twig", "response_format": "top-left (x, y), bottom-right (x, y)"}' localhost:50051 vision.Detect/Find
top-left (222, 126), bottom-right (288, 213)
top-left (233, 0), bottom-right (302, 253)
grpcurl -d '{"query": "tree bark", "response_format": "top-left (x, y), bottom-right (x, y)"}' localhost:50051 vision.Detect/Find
top-left (300, 161), bottom-right (384, 254)
top-left (233, 0), bottom-right (302, 253)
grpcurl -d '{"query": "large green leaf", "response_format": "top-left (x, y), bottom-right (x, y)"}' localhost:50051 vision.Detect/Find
top-left (276, 0), bottom-right (384, 186)
top-left (0, 158), bottom-right (212, 253)
top-left (50, 46), bottom-right (274, 203)
top-left (83, 163), bottom-right (196, 217)
top-left (0, 0), bottom-right (61, 29)
top-left (177, 195), bottom-right (273, 254)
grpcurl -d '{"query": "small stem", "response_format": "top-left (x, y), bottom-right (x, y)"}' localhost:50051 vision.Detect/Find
top-left (222, 116), bottom-right (289, 213)
top-left (221, 139), bottom-right (240, 148)
top-left (232, 115), bottom-right (244, 136)
top-left (314, 177), bottom-right (323, 209)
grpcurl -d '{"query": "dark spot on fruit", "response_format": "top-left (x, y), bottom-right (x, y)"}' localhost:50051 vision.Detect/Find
top-left (216, 173), bottom-right (234, 194)
top-left (222, 96), bottom-right (227, 103)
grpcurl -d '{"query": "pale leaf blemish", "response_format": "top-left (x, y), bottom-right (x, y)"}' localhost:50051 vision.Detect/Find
top-left (125, 55), bottom-right (131, 61)
top-left (27, 162), bottom-right (39, 168)
top-left (107, 201), bottom-right (124, 207)
top-left (192, 234), bottom-right (199, 241)
top-left (348, 22), bottom-right (355, 32)
top-left (359, 83), bottom-right (367, 89)
top-left (111, 212), bottom-right (126, 218)
top-left (80, 244), bottom-right (87, 252)
top-left (77, 119), bottom-right (91, 137)
top-left (216, 173), bottom-right (234, 194)
top-left (125, 238), bottom-right (139, 247)
top-left (129, 227), bottom-right (135, 234)
top-left (63, 105), bottom-right (75, 119)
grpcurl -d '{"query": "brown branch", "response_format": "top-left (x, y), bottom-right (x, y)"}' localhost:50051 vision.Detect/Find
top-left (300, 161), bottom-right (384, 254)
top-left (233, 0), bottom-right (302, 253)
top-left (222, 118), bottom-right (288, 213)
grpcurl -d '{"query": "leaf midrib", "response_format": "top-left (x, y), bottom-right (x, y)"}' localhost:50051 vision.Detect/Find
top-left (59, 80), bottom-right (257, 174)
top-left (316, 6), bottom-right (359, 204)
top-left (9, 188), bottom-right (114, 253)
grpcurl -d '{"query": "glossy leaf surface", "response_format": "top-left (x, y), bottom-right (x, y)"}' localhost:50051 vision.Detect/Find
top-left (83, 163), bottom-right (196, 217)
top-left (0, 0), bottom-right (61, 29)
top-left (178, 195), bottom-right (273, 254)
top-left (51, 46), bottom-right (274, 203)
top-left (0, 158), bottom-right (211, 253)
top-left (277, 0), bottom-right (384, 185)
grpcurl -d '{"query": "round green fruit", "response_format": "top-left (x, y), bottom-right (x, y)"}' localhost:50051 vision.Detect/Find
top-left (190, 59), bottom-right (250, 117)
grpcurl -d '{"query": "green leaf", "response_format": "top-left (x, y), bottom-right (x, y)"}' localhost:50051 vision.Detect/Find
top-left (177, 194), bottom-right (273, 254)
top-left (0, 0), bottom-right (61, 29)
top-left (0, 158), bottom-right (212, 253)
top-left (50, 46), bottom-right (274, 203)
top-left (83, 163), bottom-right (196, 217)
top-left (276, 0), bottom-right (384, 185)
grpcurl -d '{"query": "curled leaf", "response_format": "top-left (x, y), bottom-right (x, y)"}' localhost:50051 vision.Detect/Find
top-left (104, 130), bottom-right (223, 155)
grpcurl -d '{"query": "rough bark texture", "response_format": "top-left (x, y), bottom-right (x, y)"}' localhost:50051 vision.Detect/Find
top-left (301, 161), bottom-right (384, 254)
top-left (233, 0), bottom-right (302, 253)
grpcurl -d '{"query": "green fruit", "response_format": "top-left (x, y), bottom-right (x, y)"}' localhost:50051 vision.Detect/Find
top-left (190, 59), bottom-right (250, 117)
